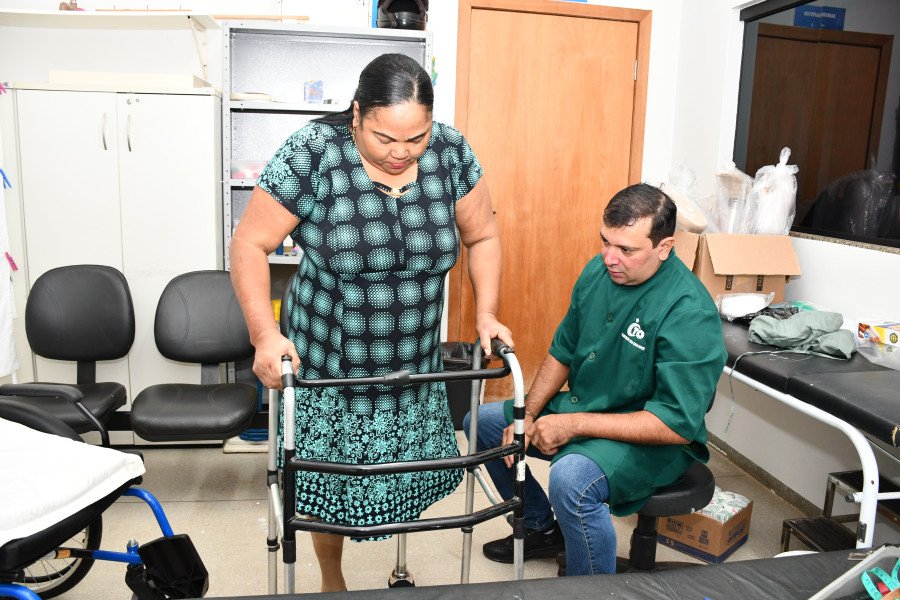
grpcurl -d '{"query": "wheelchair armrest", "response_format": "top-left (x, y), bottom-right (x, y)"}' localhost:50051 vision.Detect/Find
top-left (0, 383), bottom-right (110, 446)
top-left (0, 383), bottom-right (84, 403)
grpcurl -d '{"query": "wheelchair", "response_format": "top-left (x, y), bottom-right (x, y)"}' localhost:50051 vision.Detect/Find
top-left (265, 338), bottom-right (528, 593)
top-left (0, 395), bottom-right (208, 600)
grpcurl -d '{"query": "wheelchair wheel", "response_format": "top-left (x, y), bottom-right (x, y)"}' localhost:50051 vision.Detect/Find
top-left (14, 516), bottom-right (102, 599)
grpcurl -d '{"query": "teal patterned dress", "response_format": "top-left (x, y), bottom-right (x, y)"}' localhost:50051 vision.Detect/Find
top-left (257, 120), bottom-right (483, 537)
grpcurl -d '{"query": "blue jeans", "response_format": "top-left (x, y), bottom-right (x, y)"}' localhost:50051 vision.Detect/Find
top-left (463, 401), bottom-right (617, 575)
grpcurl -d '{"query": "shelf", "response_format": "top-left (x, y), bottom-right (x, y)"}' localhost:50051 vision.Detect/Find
top-left (230, 179), bottom-right (258, 187)
top-left (269, 254), bottom-right (302, 265)
top-left (226, 100), bottom-right (346, 113)
top-left (0, 10), bottom-right (218, 30)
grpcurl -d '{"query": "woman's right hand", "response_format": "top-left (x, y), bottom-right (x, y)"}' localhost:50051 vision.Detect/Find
top-left (252, 329), bottom-right (301, 389)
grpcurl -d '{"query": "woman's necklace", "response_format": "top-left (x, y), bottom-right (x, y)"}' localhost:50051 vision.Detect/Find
top-left (373, 182), bottom-right (405, 198)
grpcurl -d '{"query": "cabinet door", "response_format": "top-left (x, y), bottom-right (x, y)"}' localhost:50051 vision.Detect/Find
top-left (16, 89), bottom-right (130, 390)
top-left (118, 93), bottom-right (222, 398)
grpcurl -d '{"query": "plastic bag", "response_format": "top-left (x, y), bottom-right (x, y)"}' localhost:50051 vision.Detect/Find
top-left (715, 162), bottom-right (753, 233)
top-left (715, 292), bottom-right (774, 322)
top-left (745, 147), bottom-right (798, 235)
top-left (661, 162), bottom-right (708, 233)
top-left (803, 167), bottom-right (893, 237)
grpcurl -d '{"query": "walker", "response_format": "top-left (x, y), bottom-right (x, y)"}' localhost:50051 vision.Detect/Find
top-left (264, 338), bottom-right (526, 593)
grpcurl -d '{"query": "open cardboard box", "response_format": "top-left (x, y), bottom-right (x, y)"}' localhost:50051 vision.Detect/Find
top-left (673, 232), bottom-right (801, 302)
top-left (657, 501), bottom-right (753, 564)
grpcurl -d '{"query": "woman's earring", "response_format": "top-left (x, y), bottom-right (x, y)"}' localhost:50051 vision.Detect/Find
top-left (350, 125), bottom-right (358, 144)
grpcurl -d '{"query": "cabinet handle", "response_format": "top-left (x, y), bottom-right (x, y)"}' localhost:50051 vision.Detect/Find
top-left (101, 112), bottom-right (108, 150)
top-left (126, 114), bottom-right (132, 152)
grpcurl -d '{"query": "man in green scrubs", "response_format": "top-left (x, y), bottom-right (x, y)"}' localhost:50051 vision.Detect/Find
top-left (465, 183), bottom-right (726, 575)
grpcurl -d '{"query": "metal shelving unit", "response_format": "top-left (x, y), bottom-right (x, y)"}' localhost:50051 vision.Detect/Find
top-left (221, 21), bottom-right (433, 270)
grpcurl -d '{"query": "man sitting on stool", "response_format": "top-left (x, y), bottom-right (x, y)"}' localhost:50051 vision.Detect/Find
top-left (465, 183), bottom-right (726, 575)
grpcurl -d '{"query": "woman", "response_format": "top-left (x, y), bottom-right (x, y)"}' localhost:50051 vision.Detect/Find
top-left (230, 53), bottom-right (513, 592)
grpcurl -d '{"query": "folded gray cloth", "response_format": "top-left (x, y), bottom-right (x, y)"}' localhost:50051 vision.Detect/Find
top-left (748, 310), bottom-right (856, 359)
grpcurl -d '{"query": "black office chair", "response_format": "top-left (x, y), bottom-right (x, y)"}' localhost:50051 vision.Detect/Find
top-left (0, 265), bottom-right (135, 446)
top-left (129, 270), bottom-right (258, 442)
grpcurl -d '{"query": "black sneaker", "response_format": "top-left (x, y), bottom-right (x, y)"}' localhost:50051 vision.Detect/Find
top-left (482, 522), bottom-right (564, 564)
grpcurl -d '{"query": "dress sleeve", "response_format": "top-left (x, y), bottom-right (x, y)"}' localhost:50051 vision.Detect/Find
top-left (256, 124), bottom-right (323, 221)
top-left (440, 125), bottom-right (483, 201)
top-left (643, 306), bottom-right (727, 441)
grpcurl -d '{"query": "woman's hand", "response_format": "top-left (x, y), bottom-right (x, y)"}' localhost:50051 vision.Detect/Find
top-left (252, 329), bottom-right (301, 390)
top-left (476, 312), bottom-right (514, 357)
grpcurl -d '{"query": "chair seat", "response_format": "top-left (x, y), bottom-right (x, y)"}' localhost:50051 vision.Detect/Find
top-left (639, 462), bottom-right (715, 517)
top-left (3, 383), bottom-right (126, 434)
top-left (130, 383), bottom-right (257, 442)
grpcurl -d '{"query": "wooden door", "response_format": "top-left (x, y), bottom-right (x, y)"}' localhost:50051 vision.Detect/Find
top-left (450, 1), bottom-right (650, 399)
top-left (118, 93), bottom-right (222, 400)
top-left (746, 24), bottom-right (892, 223)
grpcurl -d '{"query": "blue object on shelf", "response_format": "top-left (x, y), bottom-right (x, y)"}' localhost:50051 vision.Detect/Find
top-left (0, 168), bottom-right (11, 189)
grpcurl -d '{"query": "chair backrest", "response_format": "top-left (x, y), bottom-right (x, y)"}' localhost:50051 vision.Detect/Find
top-left (154, 270), bottom-right (253, 366)
top-left (26, 265), bottom-right (135, 380)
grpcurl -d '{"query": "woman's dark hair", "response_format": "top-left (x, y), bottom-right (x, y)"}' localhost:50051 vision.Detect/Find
top-left (603, 183), bottom-right (677, 247)
top-left (315, 53), bottom-right (433, 126)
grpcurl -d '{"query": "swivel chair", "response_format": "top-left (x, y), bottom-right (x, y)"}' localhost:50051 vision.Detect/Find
top-left (129, 270), bottom-right (257, 442)
top-left (0, 265), bottom-right (135, 446)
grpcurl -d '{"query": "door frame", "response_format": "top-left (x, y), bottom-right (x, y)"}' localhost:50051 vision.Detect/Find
top-left (449, 0), bottom-right (652, 343)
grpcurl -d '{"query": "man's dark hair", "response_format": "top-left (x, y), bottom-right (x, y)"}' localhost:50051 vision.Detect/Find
top-left (315, 53), bottom-right (433, 125)
top-left (603, 183), bottom-right (677, 247)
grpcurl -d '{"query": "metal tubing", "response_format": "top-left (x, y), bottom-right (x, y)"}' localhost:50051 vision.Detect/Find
top-left (461, 341), bottom-right (486, 584)
top-left (395, 533), bottom-right (408, 577)
top-left (725, 367), bottom-right (878, 548)
top-left (122, 488), bottom-right (174, 537)
top-left (505, 349), bottom-right (526, 581)
top-left (285, 562), bottom-right (295, 595)
top-left (0, 583), bottom-right (41, 600)
top-left (848, 491), bottom-right (900, 503)
top-left (280, 356), bottom-right (298, 593)
top-left (472, 467), bottom-right (504, 506)
top-left (289, 443), bottom-right (519, 476)
top-left (267, 386), bottom-right (280, 595)
top-left (293, 366), bottom-right (510, 389)
top-left (290, 499), bottom-right (519, 537)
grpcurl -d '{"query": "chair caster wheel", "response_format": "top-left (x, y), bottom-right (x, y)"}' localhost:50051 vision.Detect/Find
top-left (388, 569), bottom-right (415, 588)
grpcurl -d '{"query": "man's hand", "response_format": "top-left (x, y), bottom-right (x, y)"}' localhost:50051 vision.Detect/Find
top-left (501, 419), bottom-right (533, 468)
top-left (530, 414), bottom-right (577, 456)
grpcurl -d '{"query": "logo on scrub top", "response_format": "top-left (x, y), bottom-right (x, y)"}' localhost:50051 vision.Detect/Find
top-left (621, 318), bottom-right (646, 351)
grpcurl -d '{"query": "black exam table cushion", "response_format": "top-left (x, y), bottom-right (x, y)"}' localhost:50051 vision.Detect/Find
top-left (198, 550), bottom-right (864, 600)
top-left (786, 371), bottom-right (900, 447)
top-left (722, 320), bottom-right (887, 393)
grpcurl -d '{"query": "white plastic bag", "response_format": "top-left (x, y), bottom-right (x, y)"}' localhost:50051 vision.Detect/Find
top-left (715, 292), bottom-right (775, 321)
top-left (715, 162), bottom-right (753, 233)
top-left (746, 147), bottom-right (798, 235)
top-left (661, 162), bottom-right (708, 233)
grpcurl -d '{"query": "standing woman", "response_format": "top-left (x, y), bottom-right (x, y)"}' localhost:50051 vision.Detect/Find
top-left (230, 53), bottom-right (513, 592)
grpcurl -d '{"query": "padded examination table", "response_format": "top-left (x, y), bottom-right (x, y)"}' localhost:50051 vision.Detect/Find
top-left (200, 549), bottom-right (867, 599)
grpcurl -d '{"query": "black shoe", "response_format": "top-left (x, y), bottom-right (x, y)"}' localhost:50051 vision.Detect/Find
top-left (482, 522), bottom-right (564, 564)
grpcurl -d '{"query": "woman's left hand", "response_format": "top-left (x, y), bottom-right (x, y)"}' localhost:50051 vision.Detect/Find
top-left (475, 313), bottom-right (514, 357)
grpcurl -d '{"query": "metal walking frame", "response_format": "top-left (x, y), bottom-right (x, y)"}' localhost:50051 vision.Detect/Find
top-left (264, 338), bottom-right (526, 593)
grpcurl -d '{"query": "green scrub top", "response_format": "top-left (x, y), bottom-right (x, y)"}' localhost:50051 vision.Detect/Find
top-left (504, 250), bottom-right (726, 515)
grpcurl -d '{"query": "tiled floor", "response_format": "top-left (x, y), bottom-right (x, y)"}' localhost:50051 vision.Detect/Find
top-left (54, 433), bottom-right (804, 599)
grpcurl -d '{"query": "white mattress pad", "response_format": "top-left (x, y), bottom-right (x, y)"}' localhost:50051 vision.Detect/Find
top-left (0, 418), bottom-right (145, 548)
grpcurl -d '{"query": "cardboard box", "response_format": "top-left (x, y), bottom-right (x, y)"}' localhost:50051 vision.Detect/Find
top-left (673, 232), bottom-right (801, 303)
top-left (858, 320), bottom-right (900, 348)
top-left (656, 501), bottom-right (753, 564)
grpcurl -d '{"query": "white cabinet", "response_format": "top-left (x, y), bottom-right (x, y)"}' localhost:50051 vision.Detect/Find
top-left (12, 87), bottom-right (222, 413)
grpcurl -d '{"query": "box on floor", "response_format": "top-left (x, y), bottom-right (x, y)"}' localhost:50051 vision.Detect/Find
top-left (656, 501), bottom-right (753, 564)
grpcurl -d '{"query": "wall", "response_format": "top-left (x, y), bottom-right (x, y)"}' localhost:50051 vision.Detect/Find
top-left (3, 0), bottom-right (900, 531)
top-left (680, 0), bottom-right (900, 541)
